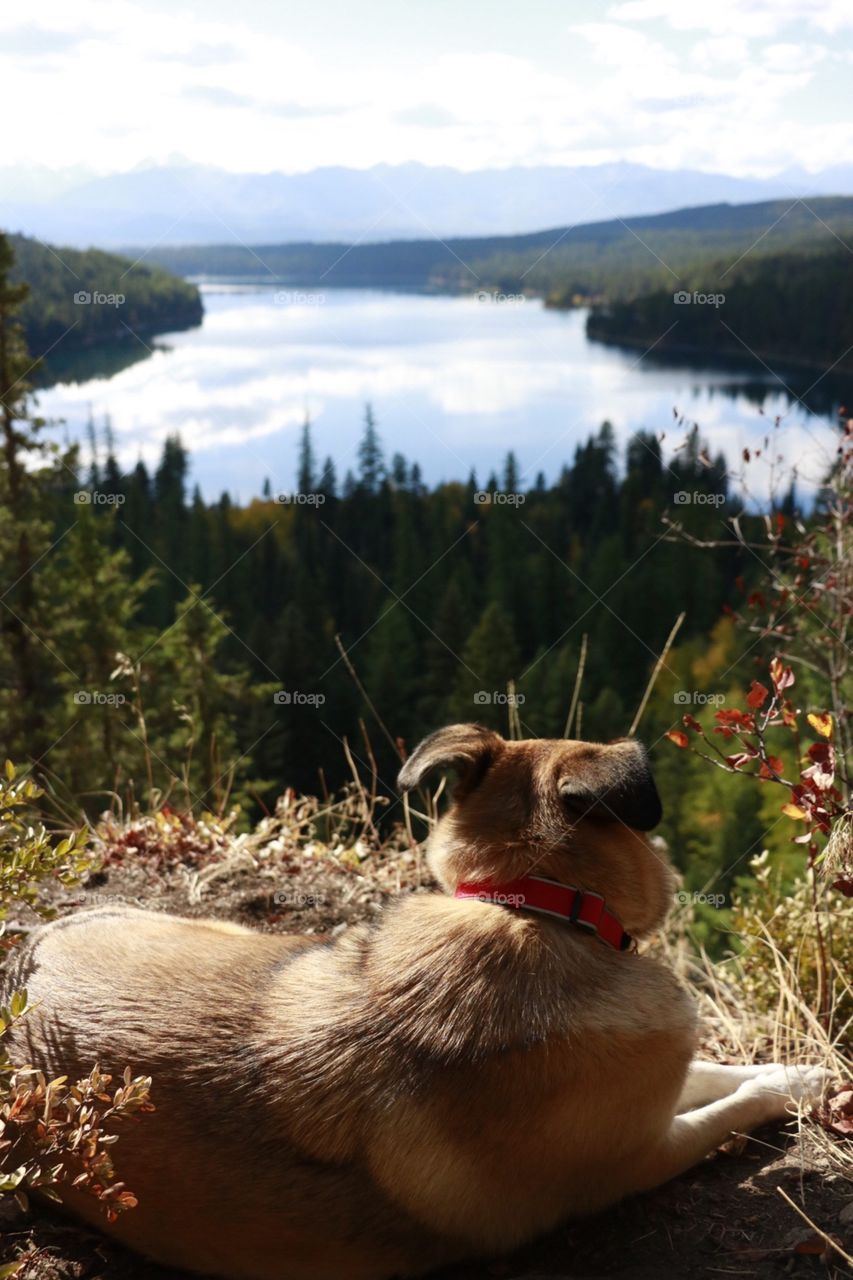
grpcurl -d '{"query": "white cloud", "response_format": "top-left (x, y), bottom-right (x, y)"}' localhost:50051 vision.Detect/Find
top-left (0, 0), bottom-right (850, 177)
top-left (608, 0), bottom-right (853, 38)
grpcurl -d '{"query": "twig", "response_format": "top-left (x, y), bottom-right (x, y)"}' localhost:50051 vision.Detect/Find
top-left (629, 611), bottom-right (686, 737)
top-left (776, 1186), bottom-right (853, 1267)
top-left (563, 634), bottom-right (587, 738)
top-left (334, 634), bottom-right (403, 760)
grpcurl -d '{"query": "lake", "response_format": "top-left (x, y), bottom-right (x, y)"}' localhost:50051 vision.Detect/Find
top-left (35, 284), bottom-right (842, 501)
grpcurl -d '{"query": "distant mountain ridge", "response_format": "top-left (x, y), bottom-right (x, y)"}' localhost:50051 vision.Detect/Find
top-left (2, 160), bottom-right (853, 248)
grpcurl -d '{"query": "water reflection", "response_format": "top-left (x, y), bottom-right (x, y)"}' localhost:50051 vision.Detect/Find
top-left (33, 285), bottom-right (842, 500)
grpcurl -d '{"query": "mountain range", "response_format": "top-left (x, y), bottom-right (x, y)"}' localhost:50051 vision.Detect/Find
top-left (2, 160), bottom-right (853, 248)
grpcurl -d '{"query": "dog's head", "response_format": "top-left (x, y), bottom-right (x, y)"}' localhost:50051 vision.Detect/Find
top-left (398, 724), bottom-right (675, 939)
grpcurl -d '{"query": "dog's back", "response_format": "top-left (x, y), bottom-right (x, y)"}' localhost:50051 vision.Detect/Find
top-left (7, 866), bottom-right (696, 1280)
top-left (8, 906), bottom-right (455, 1280)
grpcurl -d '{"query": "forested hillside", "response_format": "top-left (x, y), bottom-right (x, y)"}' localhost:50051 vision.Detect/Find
top-left (586, 247), bottom-right (853, 371)
top-left (143, 196), bottom-right (853, 304)
top-left (6, 232), bottom-right (202, 357)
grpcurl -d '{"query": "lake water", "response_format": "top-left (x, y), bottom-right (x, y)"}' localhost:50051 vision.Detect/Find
top-left (35, 284), bottom-right (842, 501)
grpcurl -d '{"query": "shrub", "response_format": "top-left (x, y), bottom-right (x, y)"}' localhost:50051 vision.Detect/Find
top-left (0, 762), bottom-right (152, 1242)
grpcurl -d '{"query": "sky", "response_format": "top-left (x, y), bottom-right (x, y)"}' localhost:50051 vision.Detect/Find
top-left (2, 0), bottom-right (853, 187)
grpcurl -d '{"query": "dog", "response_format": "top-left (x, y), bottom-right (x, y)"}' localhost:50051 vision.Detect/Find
top-left (3, 726), bottom-right (830, 1280)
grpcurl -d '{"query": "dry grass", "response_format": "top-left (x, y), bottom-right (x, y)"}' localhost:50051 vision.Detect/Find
top-left (660, 869), bottom-right (853, 1189)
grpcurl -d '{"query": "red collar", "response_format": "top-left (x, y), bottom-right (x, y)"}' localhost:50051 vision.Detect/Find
top-left (454, 874), bottom-right (634, 952)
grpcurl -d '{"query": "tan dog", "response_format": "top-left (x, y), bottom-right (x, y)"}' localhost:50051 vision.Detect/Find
top-left (4, 727), bottom-right (829, 1280)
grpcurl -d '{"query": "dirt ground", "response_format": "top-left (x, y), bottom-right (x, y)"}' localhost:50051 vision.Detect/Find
top-left (1, 838), bottom-right (851, 1280)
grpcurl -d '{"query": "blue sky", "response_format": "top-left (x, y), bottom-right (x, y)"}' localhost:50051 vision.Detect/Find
top-left (2, 0), bottom-right (852, 181)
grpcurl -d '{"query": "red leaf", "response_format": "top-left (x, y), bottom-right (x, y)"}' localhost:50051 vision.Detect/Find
top-left (746, 681), bottom-right (769, 709)
top-left (682, 714), bottom-right (702, 733)
top-left (715, 708), bottom-right (756, 730)
top-left (793, 1237), bottom-right (827, 1256)
top-left (820, 1087), bottom-right (853, 1136)
top-left (666, 730), bottom-right (689, 749)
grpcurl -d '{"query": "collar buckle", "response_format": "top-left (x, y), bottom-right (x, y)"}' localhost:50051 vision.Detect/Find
top-left (569, 887), bottom-right (605, 932)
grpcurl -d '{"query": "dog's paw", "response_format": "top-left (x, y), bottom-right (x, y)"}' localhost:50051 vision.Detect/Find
top-left (739, 1064), bottom-right (833, 1120)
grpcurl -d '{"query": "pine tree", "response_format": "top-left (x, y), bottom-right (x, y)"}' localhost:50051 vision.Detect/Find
top-left (296, 418), bottom-right (316, 495)
top-left (502, 450), bottom-right (520, 494)
top-left (0, 232), bottom-right (77, 761)
top-left (188, 486), bottom-right (212, 587)
top-left (153, 434), bottom-right (189, 589)
top-left (451, 601), bottom-right (521, 729)
top-left (50, 505), bottom-right (151, 802)
top-left (390, 452), bottom-right (408, 487)
top-left (317, 455), bottom-right (337, 499)
top-left (141, 588), bottom-right (274, 807)
top-left (357, 404), bottom-right (384, 494)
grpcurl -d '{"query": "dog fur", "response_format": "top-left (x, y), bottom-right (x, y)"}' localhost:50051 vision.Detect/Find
top-left (2, 727), bottom-right (830, 1280)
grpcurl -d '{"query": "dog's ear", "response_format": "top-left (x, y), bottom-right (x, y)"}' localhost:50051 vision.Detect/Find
top-left (398, 724), bottom-right (503, 793)
top-left (559, 738), bottom-right (662, 831)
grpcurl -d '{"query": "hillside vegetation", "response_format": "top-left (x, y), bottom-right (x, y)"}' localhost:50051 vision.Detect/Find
top-left (6, 232), bottom-right (202, 359)
top-left (586, 247), bottom-right (853, 371)
top-left (143, 196), bottom-right (853, 302)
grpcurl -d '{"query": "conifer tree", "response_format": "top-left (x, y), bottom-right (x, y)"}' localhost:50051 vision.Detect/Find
top-left (296, 418), bottom-right (316, 494)
top-left (357, 404), bottom-right (384, 494)
top-left (0, 232), bottom-right (77, 761)
top-left (451, 600), bottom-right (521, 728)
